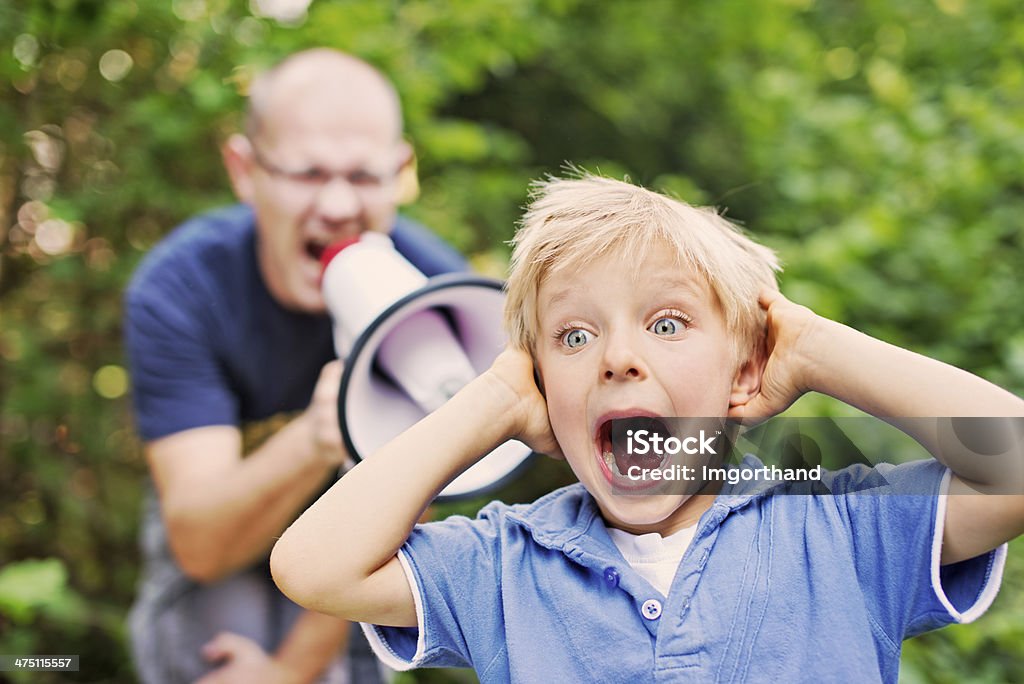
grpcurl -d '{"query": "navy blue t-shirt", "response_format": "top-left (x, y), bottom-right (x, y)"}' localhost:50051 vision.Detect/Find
top-left (124, 205), bottom-right (466, 441)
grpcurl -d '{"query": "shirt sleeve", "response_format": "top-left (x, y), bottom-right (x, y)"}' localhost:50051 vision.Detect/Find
top-left (831, 459), bottom-right (1006, 644)
top-left (360, 505), bottom-right (507, 671)
top-left (124, 278), bottom-right (238, 442)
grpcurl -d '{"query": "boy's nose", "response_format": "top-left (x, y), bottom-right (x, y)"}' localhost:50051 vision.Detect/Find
top-left (600, 335), bottom-right (647, 382)
top-left (604, 366), bottom-right (640, 380)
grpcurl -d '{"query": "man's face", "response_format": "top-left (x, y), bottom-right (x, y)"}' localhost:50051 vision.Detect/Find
top-left (535, 246), bottom-right (748, 535)
top-left (242, 106), bottom-right (407, 313)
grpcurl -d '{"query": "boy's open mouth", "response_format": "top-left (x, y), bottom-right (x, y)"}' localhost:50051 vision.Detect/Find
top-left (597, 415), bottom-right (673, 481)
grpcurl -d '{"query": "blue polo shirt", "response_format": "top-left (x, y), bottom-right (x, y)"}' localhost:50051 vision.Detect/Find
top-left (362, 458), bottom-right (1005, 683)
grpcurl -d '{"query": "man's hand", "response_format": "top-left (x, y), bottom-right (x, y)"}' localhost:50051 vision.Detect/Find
top-left (729, 290), bottom-right (822, 422)
top-left (483, 346), bottom-right (563, 459)
top-left (195, 633), bottom-right (304, 684)
top-left (303, 360), bottom-right (347, 467)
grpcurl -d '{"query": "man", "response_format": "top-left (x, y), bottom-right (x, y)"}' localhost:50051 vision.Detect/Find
top-left (125, 48), bottom-right (465, 683)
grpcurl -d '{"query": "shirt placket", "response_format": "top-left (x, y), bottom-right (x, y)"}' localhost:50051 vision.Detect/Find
top-left (652, 504), bottom-right (732, 679)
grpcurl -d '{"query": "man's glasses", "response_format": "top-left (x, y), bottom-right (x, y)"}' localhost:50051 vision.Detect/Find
top-left (249, 141), bottom-right (398, 194)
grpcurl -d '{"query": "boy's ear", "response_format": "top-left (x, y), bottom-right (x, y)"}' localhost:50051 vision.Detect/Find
top-left (221, 134), bottom-right (256, 203)
top-left (729, 351), bottom-right (765, 409)
top-left (533, 363), bottom-right (546, 399)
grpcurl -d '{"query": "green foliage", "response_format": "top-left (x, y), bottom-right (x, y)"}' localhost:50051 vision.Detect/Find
top-left (0, 559), bottom-right (129, 682)
top-left (1, 0), bottom-right (1022, 681)
top-left (0, 559), bottom-right (85, 624)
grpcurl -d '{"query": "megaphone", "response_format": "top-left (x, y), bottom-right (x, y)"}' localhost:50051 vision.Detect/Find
top-left (321, 232), bottom-right (534, 500)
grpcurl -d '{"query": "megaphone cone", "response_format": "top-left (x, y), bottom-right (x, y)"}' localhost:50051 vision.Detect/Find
top-left (321, 234), bottom-right (533, 500)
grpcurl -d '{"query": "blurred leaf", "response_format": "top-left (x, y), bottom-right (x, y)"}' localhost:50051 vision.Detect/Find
top-left (0, 558), bottom-right (86, 623)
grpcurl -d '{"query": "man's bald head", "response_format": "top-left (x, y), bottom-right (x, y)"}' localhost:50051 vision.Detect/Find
top-left (245, 49), bottom-right (403, 145)
top-left (223, 48), bottom-right (415, 313)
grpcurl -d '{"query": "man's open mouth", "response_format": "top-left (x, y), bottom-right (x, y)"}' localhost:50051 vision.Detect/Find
top-left (597, 415), bottom-right (673, 481)
top-left (305, 239), bottom-right (328, 261)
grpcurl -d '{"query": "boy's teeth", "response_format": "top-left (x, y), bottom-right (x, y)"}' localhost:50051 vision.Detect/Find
top-left (603, 451), bottom-right (621, 476)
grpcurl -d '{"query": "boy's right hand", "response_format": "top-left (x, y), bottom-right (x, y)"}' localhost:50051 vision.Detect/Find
top-left (483, 346), bottom-right (563, 459)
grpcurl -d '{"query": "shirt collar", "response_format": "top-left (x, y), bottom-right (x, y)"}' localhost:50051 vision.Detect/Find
top-left (506, 455), bottom-right (785, 559)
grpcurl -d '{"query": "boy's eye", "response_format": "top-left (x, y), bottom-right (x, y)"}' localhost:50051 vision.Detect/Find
top-left (650, 317), bottom-right (679, 335)
top-left (562, 329), bottom-right (591, 348)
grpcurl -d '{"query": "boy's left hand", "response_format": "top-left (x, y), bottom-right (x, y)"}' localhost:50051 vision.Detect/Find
top-left (729, 289), bottom-right (822, 422)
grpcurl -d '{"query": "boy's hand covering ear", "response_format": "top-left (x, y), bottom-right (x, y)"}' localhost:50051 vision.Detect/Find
top-left (485, 347), bottom-right (564, 460)
top-left (729, 290), bottom-right (820, 424)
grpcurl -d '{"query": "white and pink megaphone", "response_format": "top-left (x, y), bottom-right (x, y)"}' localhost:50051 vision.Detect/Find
top-left (320, 232), bottom-right (534, 500)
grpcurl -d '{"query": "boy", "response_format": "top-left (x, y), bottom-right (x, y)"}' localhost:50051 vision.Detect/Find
top-left (271, 173), bottom-right (1024, 682)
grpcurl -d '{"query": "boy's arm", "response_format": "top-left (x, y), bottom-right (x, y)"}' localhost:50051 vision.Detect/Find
top-left (732, 291), bottom-right (1024, 566)
top-left (270, 348), bottom-right (558, 627)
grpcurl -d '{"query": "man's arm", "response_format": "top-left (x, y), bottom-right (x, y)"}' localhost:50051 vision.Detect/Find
top-left (194, 612), bottom-right (349, 684)
top-left (274, 612), bottom-right (350, 682)
top-left (150, 362), bottom-right (346, 582)
top-left (733, 291), bottom-right (1024, 566)
top-left (270, 348), bottom-right (558, 627)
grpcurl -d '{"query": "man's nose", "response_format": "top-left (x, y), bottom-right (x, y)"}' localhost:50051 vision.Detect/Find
top-left (315, 177), bottom-right (362, 223)
top-left (600, 331), bottom-right (647, 382)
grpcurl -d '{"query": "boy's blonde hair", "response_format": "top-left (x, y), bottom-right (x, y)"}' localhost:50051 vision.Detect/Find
top-left (505, 173), bottom-right (781, 365)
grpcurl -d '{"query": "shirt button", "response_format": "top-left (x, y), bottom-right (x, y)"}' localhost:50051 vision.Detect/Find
top-left (641, 599), bottom-right (662, 620)
top-left (603, 566), bottom-right (620, 588)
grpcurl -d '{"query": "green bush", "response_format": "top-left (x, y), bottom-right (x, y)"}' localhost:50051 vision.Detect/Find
top-left (1, 1), bottom-right (1021, 681)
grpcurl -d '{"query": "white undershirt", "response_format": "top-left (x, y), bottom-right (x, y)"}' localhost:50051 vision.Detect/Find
top-left (606, 524), bottom-right (696, 597)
